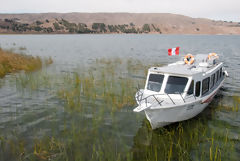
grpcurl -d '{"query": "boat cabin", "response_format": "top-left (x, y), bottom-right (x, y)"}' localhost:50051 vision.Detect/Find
top-left (143, 54), bottom-right (225, 102)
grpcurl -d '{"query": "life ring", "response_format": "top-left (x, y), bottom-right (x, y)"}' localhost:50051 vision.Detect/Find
top-left (208, 53), bottom-right (219, 60)
top-left (184, 54), bottom-right (195, 65)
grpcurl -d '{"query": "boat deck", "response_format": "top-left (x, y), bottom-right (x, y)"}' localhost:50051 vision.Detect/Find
top-left (149, 54), bottom-right (219, 76)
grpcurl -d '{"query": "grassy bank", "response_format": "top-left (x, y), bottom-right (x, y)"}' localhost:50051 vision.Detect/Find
top-left (0, 48), bottom-right (52, 78)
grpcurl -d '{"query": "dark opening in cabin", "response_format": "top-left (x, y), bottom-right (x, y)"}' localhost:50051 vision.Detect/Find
top-left (187, 80), bottom-right (194, 95)
top-left (195, 81), bottom-right (201, 97)
top-left (216, 70), bottom-right (219, 83)
top-left (220, 67), bottom-right (222, 78)
top-left (202, 77), bottom-right (210, 95)
top-left (210, 74), bottom-right (215, 89)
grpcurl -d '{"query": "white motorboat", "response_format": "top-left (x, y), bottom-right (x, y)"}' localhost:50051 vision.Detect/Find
top-left (133, 53), bottom-right (228, 129)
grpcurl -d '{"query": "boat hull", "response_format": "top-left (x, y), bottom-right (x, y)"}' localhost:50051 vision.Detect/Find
top-left (143, 76), bottom-right (225, 129)
top-left (144, 102), bottom-right (209, 129)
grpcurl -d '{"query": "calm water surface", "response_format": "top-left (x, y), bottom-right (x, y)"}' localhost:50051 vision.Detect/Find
top-left (0, 34), bottom-right (239, 160)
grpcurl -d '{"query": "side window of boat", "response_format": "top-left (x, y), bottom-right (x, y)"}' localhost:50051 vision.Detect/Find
top-left (215, 71), bottom-right (219, 83)
top-left (187, 80), bottom-right (194, 95)
top-left (210, 74), bottom-right (215, 89)
top-left (195, 81), bottom-right (201, 97)
top-left (218, 70), bottom-right (220, 80)
top-left (215, 70), bottom-right (219, 83)
top-left (202, 77), bottom-right (210, 95)
top-left (220, 67), bottom-right (222, 78)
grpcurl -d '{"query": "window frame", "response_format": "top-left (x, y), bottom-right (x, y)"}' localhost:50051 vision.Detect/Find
top-left (164, 76), bottom-right (189, 94)
top-left (202, 77), bottom-right (210, 95)
top-left (210, 74), bottom-right (215, 89)
top-left (195, 81), bottom-right (201, 97)
top-left (187, 80), bottom-right (194, 95)
top-left (146, 73), bottom-right (164, 92)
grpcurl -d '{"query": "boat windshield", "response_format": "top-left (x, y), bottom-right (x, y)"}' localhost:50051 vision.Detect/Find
top-left (147, 74), bottom-right (164, 92)
top-left (165, 76), bottom-right (188, 94)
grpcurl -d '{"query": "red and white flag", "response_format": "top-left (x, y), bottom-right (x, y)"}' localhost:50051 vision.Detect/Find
top-left (168, 47), bottom-right (180, 56)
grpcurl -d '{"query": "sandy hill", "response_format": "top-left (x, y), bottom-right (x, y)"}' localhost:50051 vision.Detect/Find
top-left (0, 13), bottom-right (240, 34)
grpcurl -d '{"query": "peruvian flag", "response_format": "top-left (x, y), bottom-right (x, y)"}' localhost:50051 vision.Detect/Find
top-left (168, 47), bottom-right (180, 56)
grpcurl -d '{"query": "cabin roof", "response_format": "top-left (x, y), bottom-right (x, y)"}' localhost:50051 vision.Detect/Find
top-left (149, 54), bottom-right (219, 76)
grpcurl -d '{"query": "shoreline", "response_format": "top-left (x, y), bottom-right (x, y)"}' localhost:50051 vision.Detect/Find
top-left (0, 32), bottom-right (240, 35)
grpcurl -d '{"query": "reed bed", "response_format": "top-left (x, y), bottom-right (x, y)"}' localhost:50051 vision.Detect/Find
top-left (132, 115), bottom-right (239, 161)
top-left (0, 48), bottom-right (53, 78)
top-left (57, 58), bottom-right (146, 112)
top-left (0, 57), bottom-right (239, 161)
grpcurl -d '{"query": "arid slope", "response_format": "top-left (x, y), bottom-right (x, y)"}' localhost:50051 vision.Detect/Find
top-left (0, 13), bottom-right (239, 34)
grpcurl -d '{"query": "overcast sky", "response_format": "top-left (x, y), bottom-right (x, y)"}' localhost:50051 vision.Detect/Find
top-left (1, 0), bottom-right (240, 22)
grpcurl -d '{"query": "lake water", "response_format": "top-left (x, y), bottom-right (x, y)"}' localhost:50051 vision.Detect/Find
top-left (0, 34), bottom-right (239, 160)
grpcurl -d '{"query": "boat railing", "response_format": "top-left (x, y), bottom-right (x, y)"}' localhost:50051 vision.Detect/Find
top-left (135, 90), bottom-right (196, 108)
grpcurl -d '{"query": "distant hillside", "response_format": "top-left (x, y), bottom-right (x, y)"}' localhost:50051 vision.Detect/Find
top-left (0, 13), bottom-right (240, 34)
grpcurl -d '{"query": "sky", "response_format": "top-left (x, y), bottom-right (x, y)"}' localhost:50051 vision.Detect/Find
top-left (0, 0), bottom-right (240, 22)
